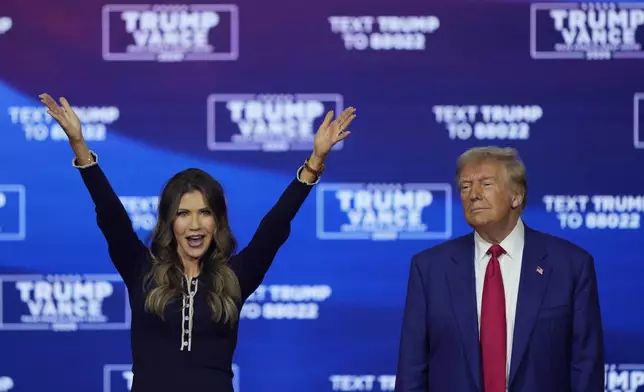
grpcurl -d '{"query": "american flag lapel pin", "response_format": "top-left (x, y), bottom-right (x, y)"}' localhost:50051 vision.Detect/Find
top-left (536, 266), bottom-right (543, 275)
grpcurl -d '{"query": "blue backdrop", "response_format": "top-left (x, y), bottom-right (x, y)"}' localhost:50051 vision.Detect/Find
top-left (1, 0), bottom-right (643, 391)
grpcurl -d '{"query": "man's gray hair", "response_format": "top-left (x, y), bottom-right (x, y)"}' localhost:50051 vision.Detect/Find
top-left (456, 146), bottom-right (528, 209)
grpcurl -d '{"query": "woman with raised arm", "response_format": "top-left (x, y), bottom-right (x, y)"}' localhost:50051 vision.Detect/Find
top-left (39, 93), bottom-right (356, 392)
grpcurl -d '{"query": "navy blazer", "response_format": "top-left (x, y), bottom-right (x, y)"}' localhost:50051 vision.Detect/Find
top-left (394, 226), bottom-right (604, 392)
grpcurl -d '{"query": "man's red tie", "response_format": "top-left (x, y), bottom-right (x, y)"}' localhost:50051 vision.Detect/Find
top-left (481, 244), bottom-right (507, 392)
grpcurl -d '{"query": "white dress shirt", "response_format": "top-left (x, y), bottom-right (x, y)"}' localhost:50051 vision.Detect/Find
top-left (474, 218), bottom-right (525, 383)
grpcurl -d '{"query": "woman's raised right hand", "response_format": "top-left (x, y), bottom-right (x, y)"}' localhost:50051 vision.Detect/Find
top-left (39, 93), bottom-right (83, 142)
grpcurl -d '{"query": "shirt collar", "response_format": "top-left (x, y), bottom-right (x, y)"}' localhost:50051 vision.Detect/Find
top-left (474, 218), bottom-right (525, 263)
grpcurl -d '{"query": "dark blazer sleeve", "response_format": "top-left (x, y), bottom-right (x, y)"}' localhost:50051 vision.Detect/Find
top-left (230, 170), bottom-right (314, 301)
top-left (76, 152), bottom-right (149, 284)
top-left (395, 253), bottom-right (429, 392)
top-left (570, 254), bottom-right (604, 392)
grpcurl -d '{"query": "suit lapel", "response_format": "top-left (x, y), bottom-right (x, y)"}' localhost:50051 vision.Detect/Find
top-left (446, 234), bottom-right (482, 391)
top-left (508, 227), bottom-right (550, 386)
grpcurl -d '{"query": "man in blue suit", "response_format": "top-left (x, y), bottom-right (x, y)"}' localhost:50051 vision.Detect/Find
top-left (394, 146), bottom-right (604, 392)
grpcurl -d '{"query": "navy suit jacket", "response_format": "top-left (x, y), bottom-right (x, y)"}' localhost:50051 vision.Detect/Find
top-left (394, 226), bottom-right (604, 392)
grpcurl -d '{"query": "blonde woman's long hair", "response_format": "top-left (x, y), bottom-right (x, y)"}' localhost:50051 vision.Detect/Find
top-left (143, 168), bottom-right (241, 327)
